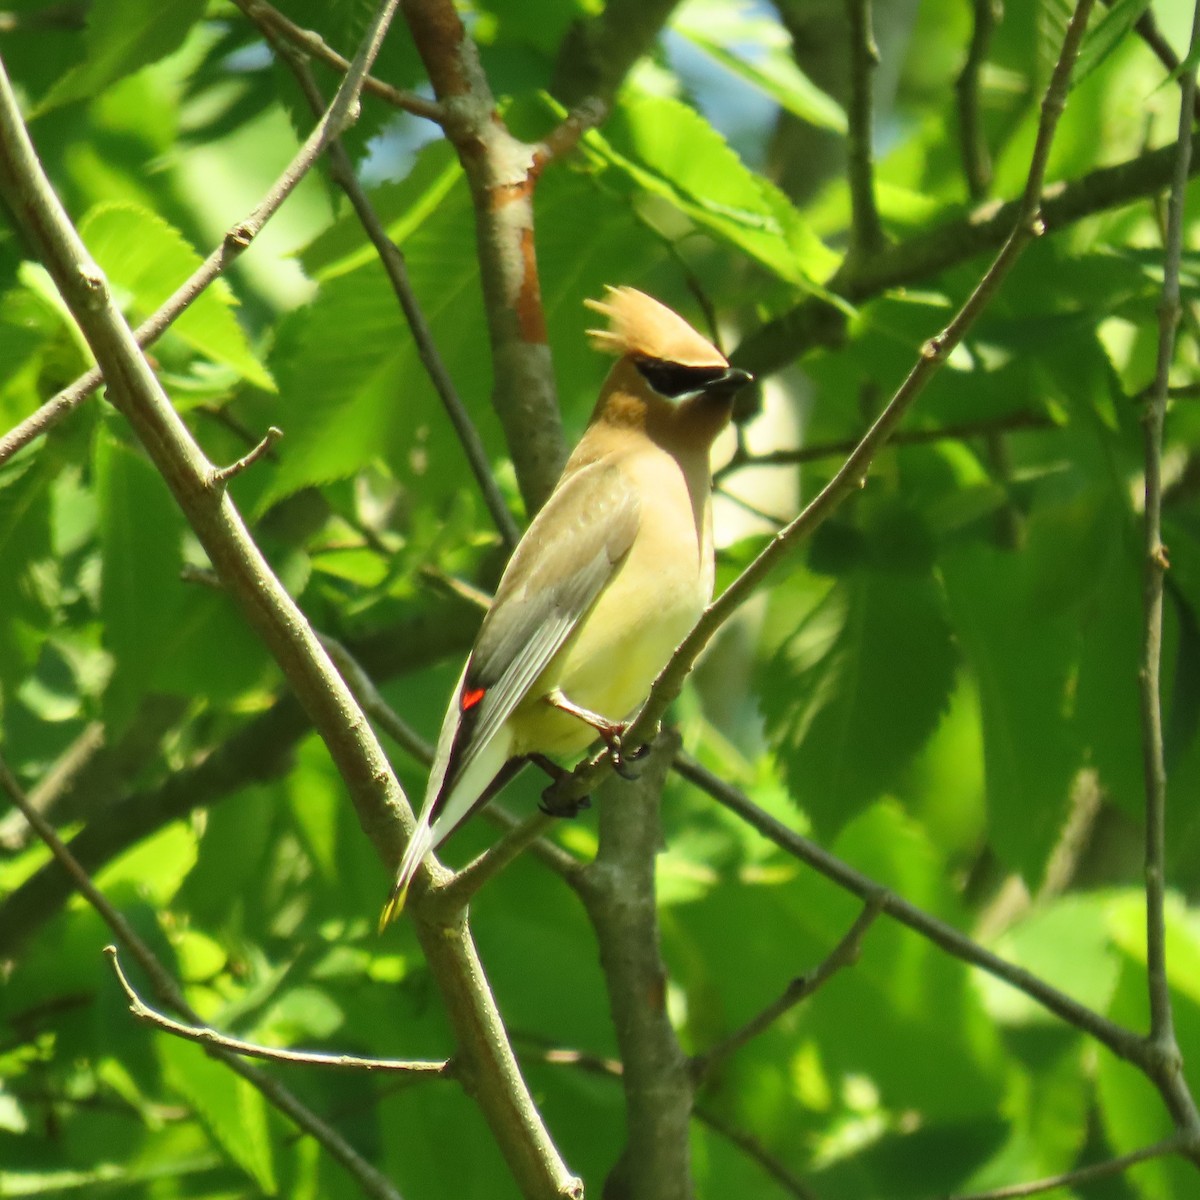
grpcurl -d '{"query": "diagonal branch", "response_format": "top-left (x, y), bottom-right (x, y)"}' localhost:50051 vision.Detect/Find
top-left (671, 753), bottom-right (1146, 1066)
top-left (690, 897), bottom-right (883, 1085)
top-left (243, 0), bottom-right (443, 120)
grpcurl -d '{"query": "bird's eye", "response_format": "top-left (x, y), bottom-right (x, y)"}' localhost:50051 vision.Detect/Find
top-left (635, 358), bottom-right (735, 398)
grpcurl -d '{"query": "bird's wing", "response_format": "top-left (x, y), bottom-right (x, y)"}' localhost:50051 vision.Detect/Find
top-left (429, 458), bottom-right (641, 822)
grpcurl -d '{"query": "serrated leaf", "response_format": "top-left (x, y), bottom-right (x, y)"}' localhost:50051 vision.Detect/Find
top-left (584, 92), bottom-right (840, 288)
top-left (761, 568), bottom-right (957, 838)
top-left (160, 1038), bottom-right (277, 1193)
top-left (674, 16), bottom-right (847, 133)
top-left (94, 428), bottom-right (185, 729)
top-left (79, 202), bottom-right (273, 392)
top-left (940, 545), bottom-right (1079, 879)
top-left (0, 456), bottom-right (55, 697)
top-left (37, 0), bottom-right (207, 113)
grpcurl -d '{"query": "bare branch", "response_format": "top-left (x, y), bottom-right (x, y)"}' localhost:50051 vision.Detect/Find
top-left (670, 753), bottom-right (1146, 1066)
top-left (693, 1105), bottom-right (820, 1200)
top-left (715, 410), bottom-right (1053, 482)
top-left (105, 946), bottom-right (451, 1077)
top-left (942, 1136), bottom-right (1184, 1200)
top-left (957, 0), bottom-right (1000, 200)
top-left (240, 0), bottom-right (443, 120)
top-left (844, 0), bottom-right (884, 260)
top-left (1139, 0), bottom-right (1200, 1139)
top-left (575, 732), bottom-right (693, 1199)
top-left (0, 755), bottom-right (406, 1200)
top-left (206, 425), bottom-right (283, 490)
top-left (691, 898), bottom-right (883, 1085)
top-left (403, 0), bottom-right (566, 512)
top-left (0, 2), bottom-right (411, 469)
top-left (737, 131), bottom-right (1200, 381)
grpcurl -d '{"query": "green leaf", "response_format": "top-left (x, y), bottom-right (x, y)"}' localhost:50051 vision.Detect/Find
top-left (38, 0), bottom-right (207, 113)
top-left (760, 563), bottom-right (957, 839)
top-left (1071, 0), bottom-right (1151, 86)
top-left (160, 1038), bottom-right (277, 1193)
top-left (940, 545), bottom-right (1079, 880)
top-left (584, 92), bottom-right (840, 288)
top-left (94, 427), bottom-right (186, 729)
top-left (0, 456), bottom-right (55, 699)
top-left (79, 202), bottom-right (273, 393)
top-left (673, 9), bottom-right (847, 133)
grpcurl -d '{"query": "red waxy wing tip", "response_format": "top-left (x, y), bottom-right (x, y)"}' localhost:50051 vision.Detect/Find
top-left (460, 686), bottom-right (487, 712)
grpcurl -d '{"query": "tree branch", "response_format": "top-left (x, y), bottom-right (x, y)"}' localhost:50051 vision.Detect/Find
top-left (736, 131), bottom-right (1200, 380)
top-left (0, 2), bottom-right (412, 470)
top-left (242, 0), bottom-right (443, 120)
top-left (575, 731), bottom-right (694, 1200)
top-left (690, 897), bottom-right (883, 1085)
top-left (105, 946), bottom-right (451, 1077)
top-left (957, 0), bottom-right (1000, 200)
top-left (670, 753), bottom-right (1147, 1066)
top-left (941, 1136), bottom-right (1184, 1200)
top-left (844, 0), bottom-right (884, 261)
top-left (549, 0), bottom-right (683, 111)
top-left (402, 0), bottom-right (566, 513)
top-left (1139, 0), bottom-right (1200, 1139)
top-left (714, 410), bottom-right (1053, 482)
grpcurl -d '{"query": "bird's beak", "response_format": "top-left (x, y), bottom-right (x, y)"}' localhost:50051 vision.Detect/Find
top-left (714, 366), bottom-right (753, 396)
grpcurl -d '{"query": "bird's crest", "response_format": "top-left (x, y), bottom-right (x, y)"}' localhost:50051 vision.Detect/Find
top-left (585, 286), bottom-right (728, 368)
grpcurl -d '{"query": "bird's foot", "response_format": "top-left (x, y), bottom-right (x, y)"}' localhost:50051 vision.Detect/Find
top-left (539, 782), bottom-right (592, 818)
top-left (602, 730), bottom-right (650, 780)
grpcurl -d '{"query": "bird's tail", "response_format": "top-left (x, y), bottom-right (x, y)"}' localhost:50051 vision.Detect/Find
top-left (379, 821), bottom-right (435, 930)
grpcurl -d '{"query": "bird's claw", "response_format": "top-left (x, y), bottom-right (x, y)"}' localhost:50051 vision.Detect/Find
top-left (605, 733), bottom-right (649, 780)
top-left (539, 783), bottom-right (592, 818)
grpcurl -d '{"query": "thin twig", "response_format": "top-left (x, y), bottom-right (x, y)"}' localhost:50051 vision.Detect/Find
top-left (941, 1136), bottom-right (1184, 1200)
top-left (105, 946), bottom-right (451, 1076)
top-left (714, 410), bottom-right (1052, 482)
top-left (957, 0), bottom-right (1000, 200)
top-left (670, 753), bottom-right (1146, 1066)
top-left (691, 897), bottom-right (883, 1085)
top-left (844, 0), bottom-right (884, 261)
top-left (207, 425), bottom-right (283, 490)
top-left (248, 17), bottom-right (520, 550)
top-left (693, 1105), bottom-right (821, 1200)
top-left (549, 0), bottom-right (1098, 814)
top-left (1139, 0), bottom-right (1200, 1137)
top-left (242, 0), bottom-right (443, 121)
top-left (0, 755), bottom-right (405, 1200)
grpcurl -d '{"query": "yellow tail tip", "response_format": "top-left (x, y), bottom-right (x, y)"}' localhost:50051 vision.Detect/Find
top-left (378, 880), bottom-right (410, 932)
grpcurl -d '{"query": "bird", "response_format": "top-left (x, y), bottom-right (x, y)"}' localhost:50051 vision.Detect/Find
top-left (381, 286), bottom-right (752, 924)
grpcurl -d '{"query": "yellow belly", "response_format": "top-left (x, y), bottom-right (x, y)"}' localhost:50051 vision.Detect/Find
top-left (507, 447), bottom-right (713, 758)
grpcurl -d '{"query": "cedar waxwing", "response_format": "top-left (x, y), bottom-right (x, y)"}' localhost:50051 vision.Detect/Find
top-left (382, 286), bottom-right (752, 923)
